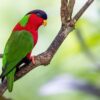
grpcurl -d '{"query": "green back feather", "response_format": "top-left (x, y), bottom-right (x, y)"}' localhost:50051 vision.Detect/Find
top-left (2, 30), bottom-right (34, 92)
top-left (7, 68), bottom-right (16, 92)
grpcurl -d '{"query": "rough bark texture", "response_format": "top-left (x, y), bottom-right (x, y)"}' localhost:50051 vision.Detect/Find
top-left (0, 0), bottom-right (94, 96)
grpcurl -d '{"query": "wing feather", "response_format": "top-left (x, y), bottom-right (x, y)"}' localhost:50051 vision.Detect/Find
top-left (2, 30), bottom-right (34, 76)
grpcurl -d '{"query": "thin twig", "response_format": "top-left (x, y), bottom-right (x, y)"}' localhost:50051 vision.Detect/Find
top-left (68, 0), bottom-right (75, 19)
top-left (73, 0), bottom-right (94, 21)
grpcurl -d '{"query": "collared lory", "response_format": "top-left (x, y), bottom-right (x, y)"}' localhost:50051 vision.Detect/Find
top-left (0, 9), bottom-right (48, 92)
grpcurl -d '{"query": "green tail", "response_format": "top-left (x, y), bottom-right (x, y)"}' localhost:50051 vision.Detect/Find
top-left (6, 68), bottom-right (16, 92)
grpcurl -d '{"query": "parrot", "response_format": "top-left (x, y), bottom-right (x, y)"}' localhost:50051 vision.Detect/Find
top-left (0, 9), bottom-right (48, 92)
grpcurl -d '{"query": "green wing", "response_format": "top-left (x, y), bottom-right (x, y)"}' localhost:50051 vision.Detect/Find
top-left (2, 30), bottom-right (34, 92)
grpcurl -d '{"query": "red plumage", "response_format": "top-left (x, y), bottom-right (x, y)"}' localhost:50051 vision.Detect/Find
top-left (13, 14), bottom-right (44, 59)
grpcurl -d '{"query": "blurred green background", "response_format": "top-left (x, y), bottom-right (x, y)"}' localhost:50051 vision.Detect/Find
top-left (0, 0), bottom-right (100, 100)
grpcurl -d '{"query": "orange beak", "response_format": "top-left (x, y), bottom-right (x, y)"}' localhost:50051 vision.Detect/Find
top-left (43, 20), bottom-right (47, 26)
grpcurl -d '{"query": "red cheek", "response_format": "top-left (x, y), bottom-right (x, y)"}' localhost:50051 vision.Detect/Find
top-left (30, 14), bottom-right (44, 26)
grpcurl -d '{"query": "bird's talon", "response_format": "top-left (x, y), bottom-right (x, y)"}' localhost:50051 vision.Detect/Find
top-left (31, 56), bottom-right (35, 65)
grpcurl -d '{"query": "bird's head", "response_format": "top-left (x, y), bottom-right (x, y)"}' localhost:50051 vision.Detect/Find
top-left (27, 9), bottom-right (48, 28)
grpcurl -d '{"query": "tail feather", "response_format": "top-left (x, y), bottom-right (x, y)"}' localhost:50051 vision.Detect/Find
top-left (6, 68), bottom-right (16, 92)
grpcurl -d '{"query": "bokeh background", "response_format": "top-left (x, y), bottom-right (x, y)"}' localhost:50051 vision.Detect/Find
top-left (0, 0), bottom-right (100, 100)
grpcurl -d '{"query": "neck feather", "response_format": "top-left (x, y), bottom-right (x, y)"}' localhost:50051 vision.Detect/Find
top-left (25, 14), bottom-right (43, 31)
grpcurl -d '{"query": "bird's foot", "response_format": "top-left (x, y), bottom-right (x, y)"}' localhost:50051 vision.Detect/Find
top-left (31, 56), bottom-right (35, 65)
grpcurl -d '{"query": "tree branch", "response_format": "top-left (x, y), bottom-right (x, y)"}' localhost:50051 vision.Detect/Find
top-left (0, 0), bottom-right (94, 96)
top-left (73, 0), bottom-right (94, 21)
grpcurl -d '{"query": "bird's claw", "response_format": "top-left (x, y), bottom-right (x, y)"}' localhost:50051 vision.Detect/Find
top-left (31, 56), bottom-right (35, 65)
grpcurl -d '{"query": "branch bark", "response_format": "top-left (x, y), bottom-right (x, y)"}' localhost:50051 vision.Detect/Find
top-left (0, 0), bottom-right (94, 96)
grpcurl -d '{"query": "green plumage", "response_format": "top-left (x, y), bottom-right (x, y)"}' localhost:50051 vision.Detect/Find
top-left (2, 30), bottom-right (34, 92)
top-left (20, 15), bottom-right (29, 26)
